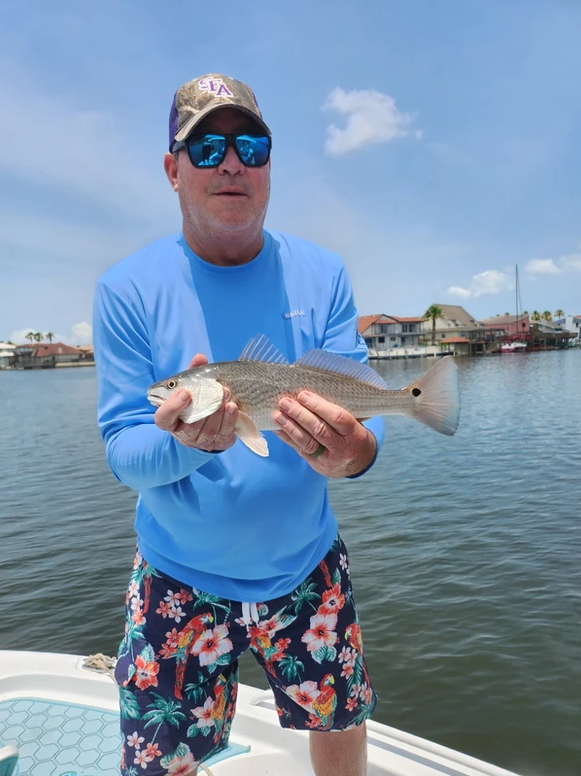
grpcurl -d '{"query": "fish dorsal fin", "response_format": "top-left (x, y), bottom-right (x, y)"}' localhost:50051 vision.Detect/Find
top-left (239, 334), bottom-right (289, 365)
top-left (295, 350), bottom-right (388, 389)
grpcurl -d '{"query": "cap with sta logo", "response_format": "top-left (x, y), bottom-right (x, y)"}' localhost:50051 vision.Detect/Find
top-left (169, 74), bottom-right (271, 151)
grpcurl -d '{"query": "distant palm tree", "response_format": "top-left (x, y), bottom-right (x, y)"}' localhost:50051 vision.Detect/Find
top-left (504, 312), bottom-right (510, 316)
top-left (531, 311), bottom-right (541, 321)
top-left (25, 331), bottom-right (35, 343)
top-left (554, 309), bottom-right (564, 319)
top-left (522, 310), bottom-right (529, 316)
top-left (45, 332), bottom-right (54, 343)
top-left (423, 305), bottom-right (444, 345)
top-left (542, 311), bottom-right (552, 322)
top-left (33, 332), bottom-right (43, 343)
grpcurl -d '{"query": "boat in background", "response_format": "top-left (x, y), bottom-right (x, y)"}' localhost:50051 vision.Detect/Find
top-left (500, 341), bottom-right (528, 353)
top-left (0, 650), bottom-right (522, 776)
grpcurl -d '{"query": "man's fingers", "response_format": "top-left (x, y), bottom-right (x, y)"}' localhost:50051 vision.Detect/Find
top-left (188, 353), bottom-right (208, 369)
top-left (154, 389), bottom-right (191, 432)
top-left (275, 397), bottom-right (335, 448)
top-left (273, 409), bottom-right (321, 455)
top-left (196, 400), bottom-right (237, 448)
top-left (296, 392), bottom-right (357, 436)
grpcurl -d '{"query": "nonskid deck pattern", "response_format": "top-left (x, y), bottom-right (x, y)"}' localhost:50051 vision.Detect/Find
top-left (0, 698), bottom-right (249, 776)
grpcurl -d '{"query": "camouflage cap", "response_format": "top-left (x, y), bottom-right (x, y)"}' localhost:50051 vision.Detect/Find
top-left (169, 74), bottom-right (271, 151)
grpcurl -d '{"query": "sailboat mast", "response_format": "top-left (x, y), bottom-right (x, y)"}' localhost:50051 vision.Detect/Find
top-left (515, 264), bottom-right (520, 331)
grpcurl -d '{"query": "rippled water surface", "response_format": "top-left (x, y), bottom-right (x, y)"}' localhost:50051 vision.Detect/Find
top-left (1, 352), bottom-right (580, 776)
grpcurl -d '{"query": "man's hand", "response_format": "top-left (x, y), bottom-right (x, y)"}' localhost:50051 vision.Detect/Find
top-left (154, 354), bottom-right (239, 452)
top-left (273, 391), bottom-right (377, 478)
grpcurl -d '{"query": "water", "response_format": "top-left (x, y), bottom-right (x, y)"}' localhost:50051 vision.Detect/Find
top-left (1, 352), bottom-right (580, 776)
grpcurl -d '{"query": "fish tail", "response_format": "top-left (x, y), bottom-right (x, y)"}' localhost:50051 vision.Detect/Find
top-left (404, 357), bottom-right (460, 435)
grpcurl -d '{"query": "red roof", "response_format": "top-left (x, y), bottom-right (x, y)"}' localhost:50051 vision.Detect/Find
top-left (358, 314), bottom-right (388, 334)
top-left (358, 314), bottom-right (424, 333)
top-left (34, 342), bottom-right (81, 356)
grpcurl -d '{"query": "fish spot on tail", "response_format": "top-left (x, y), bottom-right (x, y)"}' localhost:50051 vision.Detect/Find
top-left (412, 388), bottom-right (421, 397)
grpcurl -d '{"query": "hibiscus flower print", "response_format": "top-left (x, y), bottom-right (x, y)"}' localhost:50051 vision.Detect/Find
top-left (133, 654), bottom-right (159, 691)
top-left (191, 624), bottom-right (233, 667)
top-left (166, 750), bottom-right (198, 776)
top-left (285, 680), bottom-right (319, 712)
top-left (301, 613), bottom-right (338, 654)
top-left (191, 696), bottom-right (215, 728)
top-left (318, 583), bottom-right (345, 615)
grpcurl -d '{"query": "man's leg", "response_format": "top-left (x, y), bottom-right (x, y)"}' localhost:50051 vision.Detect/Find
top-left (310, 724), bottom-right (367, 776)
top-left (247, 535), bottom-right (376, 775)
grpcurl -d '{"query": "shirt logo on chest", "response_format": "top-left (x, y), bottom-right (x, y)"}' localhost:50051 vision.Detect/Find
top-left (282, 309), bottom-right (306, 320)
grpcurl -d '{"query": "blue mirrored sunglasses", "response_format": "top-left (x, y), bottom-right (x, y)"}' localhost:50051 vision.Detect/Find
top-left (173, 133), bottom-right (272, 168)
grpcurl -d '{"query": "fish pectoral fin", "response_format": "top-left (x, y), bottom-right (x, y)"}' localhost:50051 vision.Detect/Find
top-left (235, 411), bottom-right (269, 457)
top-left (179, 383), bottom-right (224, 424)
top-left (179, 397), bottom-right (222, 424)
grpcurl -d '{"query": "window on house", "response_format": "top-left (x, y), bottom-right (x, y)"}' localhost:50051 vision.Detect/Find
top-left (378, 337), bottom-right (385, 343)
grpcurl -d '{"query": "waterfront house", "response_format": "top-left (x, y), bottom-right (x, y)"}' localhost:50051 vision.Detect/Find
top-left (480, 314), bottom-right (530, 338)
top-left (554, 315), bottom-right (581, 346)
top-left (0, 342), bottom-right (16, 368)
top-left (358, 314), bottom-right (425, 357)
top-left (529, 320), bottom-right (575, 349)
top-left (14, 342), bottom-right (82, 369)
top-left (420, 305), bottom-right (487, 354)
top-left (439, 337), bottom-right (472, 356)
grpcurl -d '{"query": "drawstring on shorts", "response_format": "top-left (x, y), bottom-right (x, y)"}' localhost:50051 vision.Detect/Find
top-left (241, 601), bottom-right (260, 625)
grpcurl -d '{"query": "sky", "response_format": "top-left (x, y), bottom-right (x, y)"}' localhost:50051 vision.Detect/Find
top-left (1, 0), bottom-right (580, 345)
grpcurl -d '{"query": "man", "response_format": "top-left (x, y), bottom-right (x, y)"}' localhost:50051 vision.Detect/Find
top-left (93, 73), bottom-right (384, 776)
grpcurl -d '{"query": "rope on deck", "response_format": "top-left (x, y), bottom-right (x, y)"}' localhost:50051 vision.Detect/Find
top-left (82, 653), bottom-right (117, 680)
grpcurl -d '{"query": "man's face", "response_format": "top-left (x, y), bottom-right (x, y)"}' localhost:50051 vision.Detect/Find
top-left (172, 107), bottom-right (271, 236)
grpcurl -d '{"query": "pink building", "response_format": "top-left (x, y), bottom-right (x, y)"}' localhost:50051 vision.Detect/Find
top-left (480, 315), bottom-right (530, 337)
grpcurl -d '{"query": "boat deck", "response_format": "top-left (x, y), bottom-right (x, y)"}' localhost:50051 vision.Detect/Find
top-left (0, 651), bottom-right (521, 776)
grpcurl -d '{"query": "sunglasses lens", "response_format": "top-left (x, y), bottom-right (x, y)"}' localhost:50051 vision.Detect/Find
top-left (235, 135), bottom-right (271, 166)
top-left (187, 134), bottom-right (227, 167)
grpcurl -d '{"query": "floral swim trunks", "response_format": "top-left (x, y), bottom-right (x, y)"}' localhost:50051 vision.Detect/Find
top-left (114, 534), bottom-right (377, 774)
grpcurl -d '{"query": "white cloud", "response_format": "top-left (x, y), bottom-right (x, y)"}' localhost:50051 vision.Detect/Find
top-left (525, 259), bottom-right (560, 274)
top-left (525, 247), bottom-right (581, 275)
top-left (10, 322), bottom-right (91, 346)
top-left (71, 321), bottom-right (92, 345)
top-left (322, 87), bottom-right (419, 156)
top-left (447, 285), bottom-right (472, 299)
top-left (447, 270), bottom-right (514, 299)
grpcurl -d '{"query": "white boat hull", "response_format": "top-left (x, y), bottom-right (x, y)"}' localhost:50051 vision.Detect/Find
top-left (0, 651), bottom-right (521, 776)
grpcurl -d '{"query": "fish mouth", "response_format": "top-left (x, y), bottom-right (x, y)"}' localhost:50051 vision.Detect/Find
top-left (147, 392), bottom-right (165, 407)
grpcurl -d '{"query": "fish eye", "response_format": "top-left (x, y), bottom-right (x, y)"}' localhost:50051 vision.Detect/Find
top-left (167, 379), bottom-right (177, 389)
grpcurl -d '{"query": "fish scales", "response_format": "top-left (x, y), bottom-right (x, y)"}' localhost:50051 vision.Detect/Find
top-left (207, 362), bottom-right (413, 431)
top-left (147, 335), bottom-right (460, 456)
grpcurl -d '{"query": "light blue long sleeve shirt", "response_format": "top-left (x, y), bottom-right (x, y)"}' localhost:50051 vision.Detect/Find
top-left (93, 230), bottom-right (384, 601)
